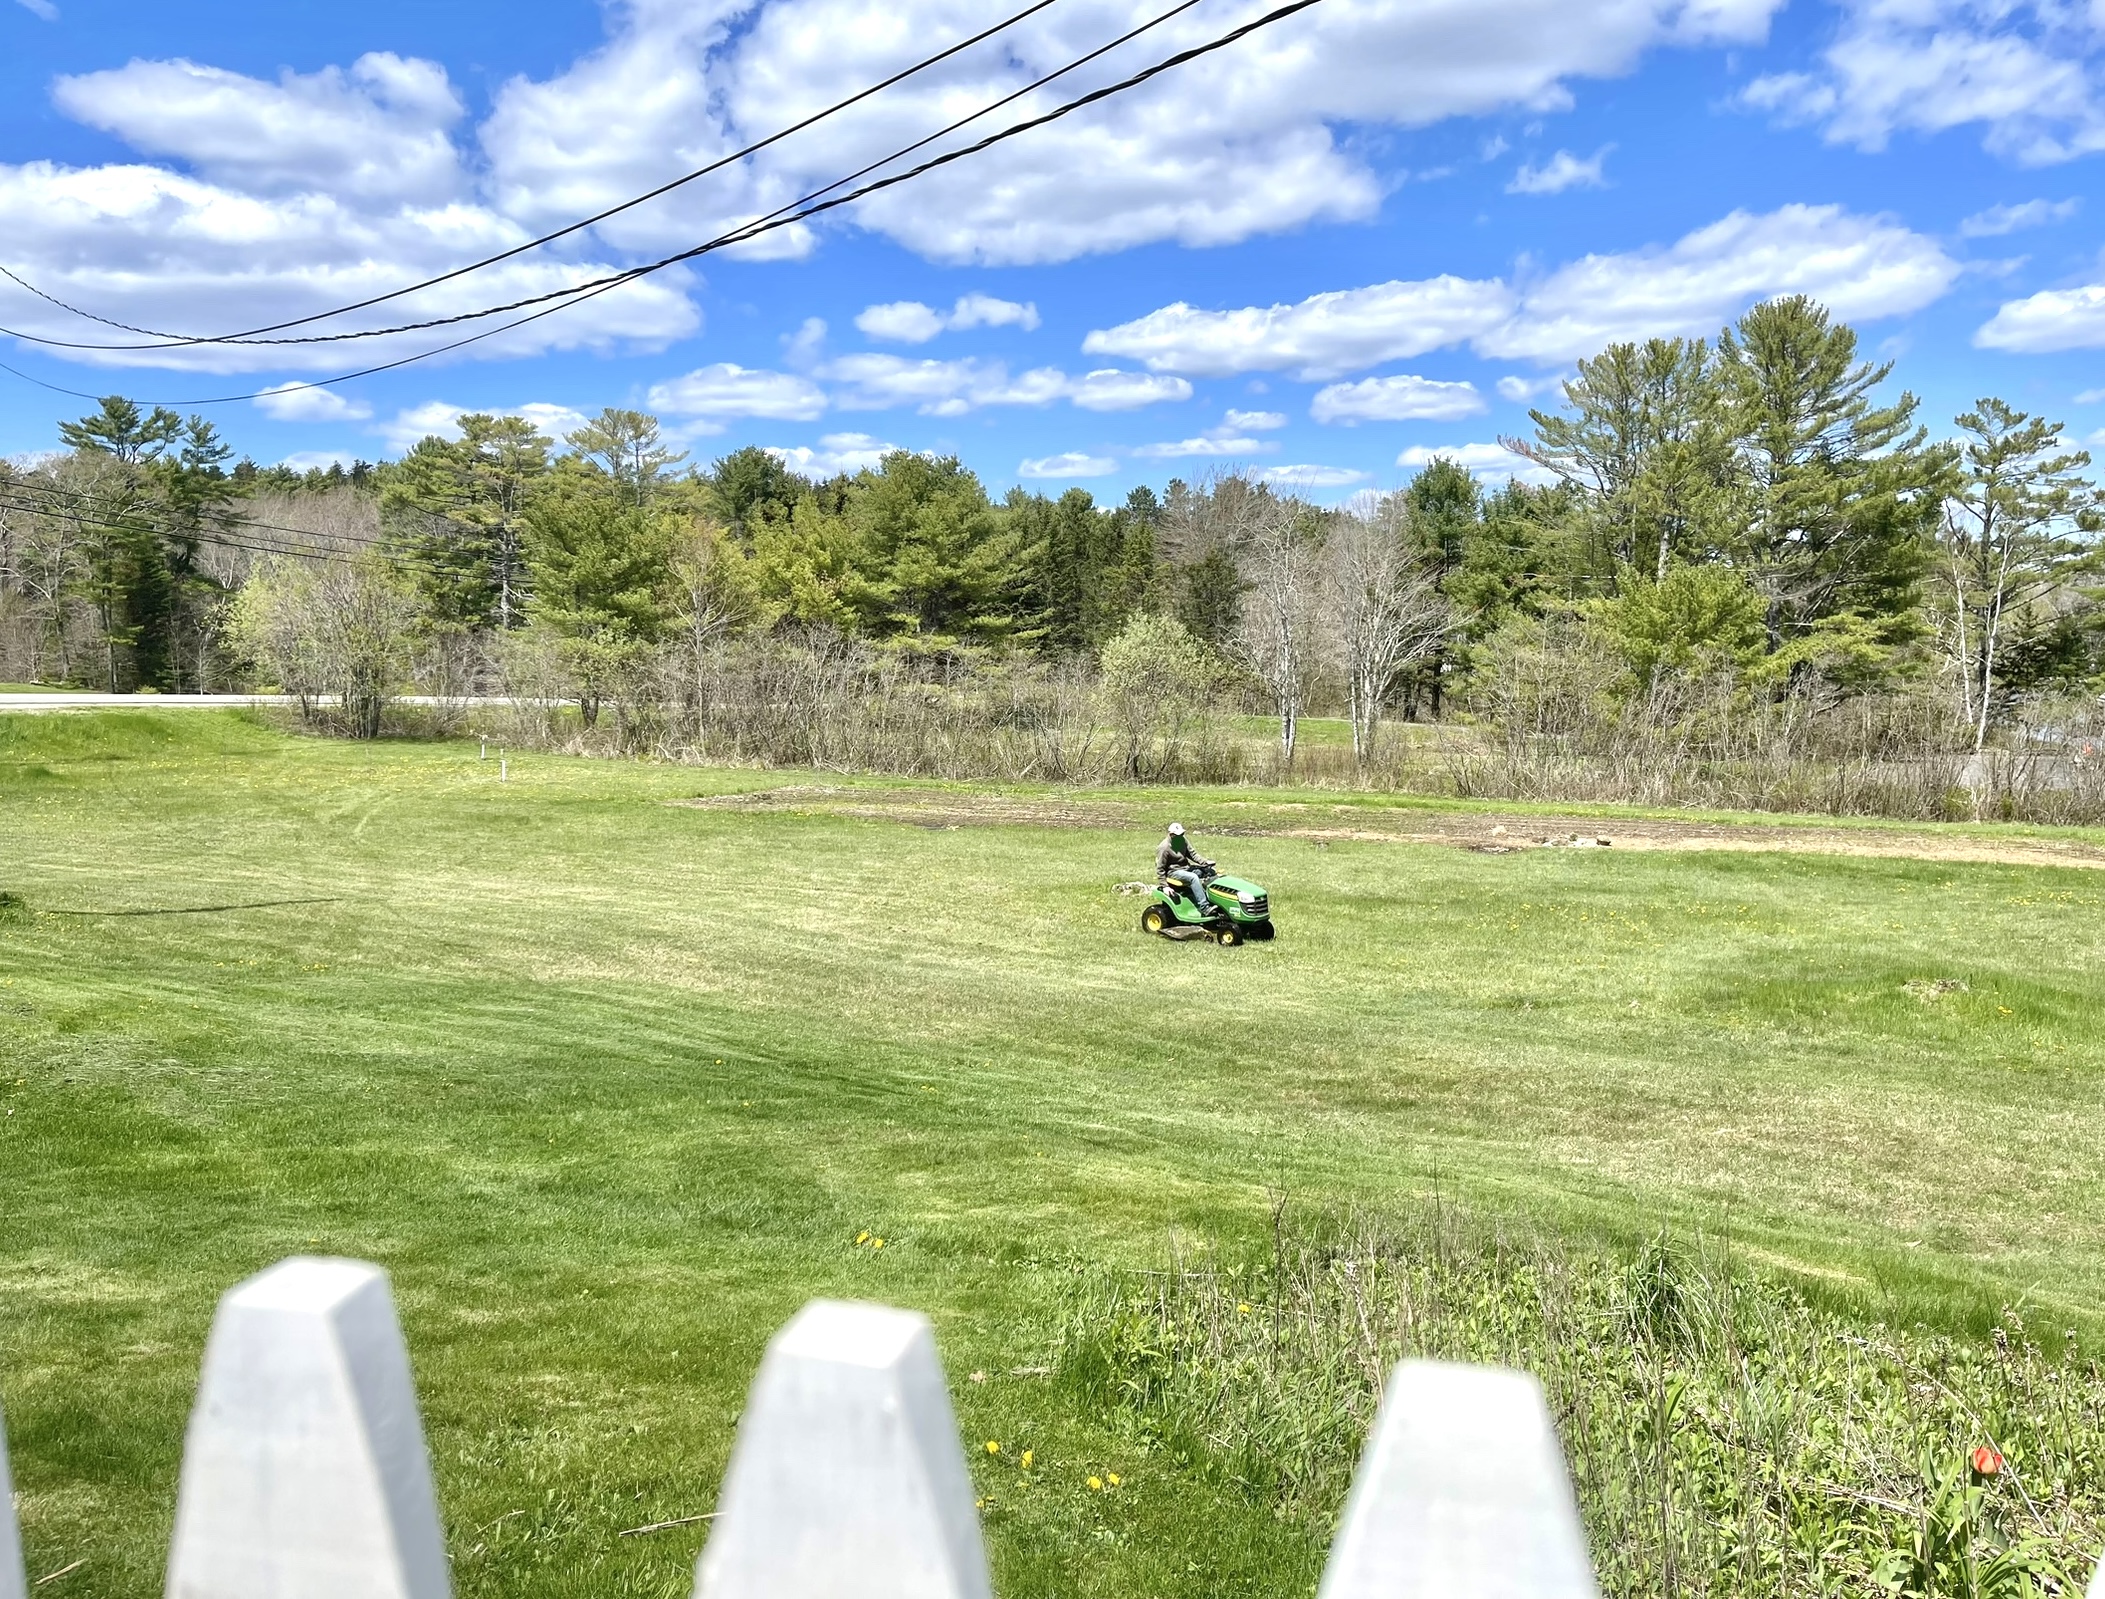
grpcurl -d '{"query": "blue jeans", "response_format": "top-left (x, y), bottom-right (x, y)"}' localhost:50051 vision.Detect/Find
top-left (1167, 868), bottom-right (1213, 917)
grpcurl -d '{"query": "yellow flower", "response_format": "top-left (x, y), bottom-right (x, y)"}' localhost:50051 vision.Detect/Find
top-left (1106, 1473), bottom-right (1121, 1487)
top-left (1020, 1450), bottom-right (1034, 1469)
top-left (1087, 1476), bottom-right (1103, 1491)
top-left (986, 1441), bottom-right (1001, 1454)
top-left (856, 1231), bottom-right (870, 1244)
top-left (1236, 1302), bottom-right (1251, 1315)
top-left (873, 1238), bottom-right (885, 1250)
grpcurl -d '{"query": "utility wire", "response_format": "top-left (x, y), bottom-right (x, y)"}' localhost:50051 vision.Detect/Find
top-left (0, 482), bottom-right (404, 568)
top-left (2, 0), bottom-right (1213, 355)
top-left (0, 0), bottom-right (1323, 407)
top-left (0, 0), bottom-right (1065, 347)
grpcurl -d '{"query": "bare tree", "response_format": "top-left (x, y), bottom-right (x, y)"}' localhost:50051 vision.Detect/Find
top-left (1323, 493), bottom-right (1452, 767)
top-left (1938, 399), bottom-right (2103, 752)
top-left (1221, 476), bottom-right (1325, 775)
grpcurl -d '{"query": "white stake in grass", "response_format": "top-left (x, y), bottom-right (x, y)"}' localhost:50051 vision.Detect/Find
top-left (1318, 1359), bottom-right (1599, 1599)
top-left (0, 1394), bottom-right (26, 1599)
top-left (165, 1257), bottom-right (451, 1599)
top-left (696, 1300), bottom-right (992, 1599)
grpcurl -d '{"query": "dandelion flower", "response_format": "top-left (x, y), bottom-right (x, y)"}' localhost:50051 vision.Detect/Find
top-left (987, 1441), bottom-right (1001, 1454)
top-left (1020, 1450), bottom-right (1034, 1469)
top-left (873, 1238), bottom-right (885, 1250)
top-left (856, 1231), bottom-right (870, 1244)
top-left (1087, 1476), bottom-right (1103, 1491)
top-left (1236, 1302), bottom-right (1251, 1315)
top-left (1106, 1473), bottom-right (1121, 1487)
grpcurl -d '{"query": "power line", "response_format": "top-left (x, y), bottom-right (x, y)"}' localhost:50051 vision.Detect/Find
top-left (0, 0), bottom-right (1065, 348)
top-left (0, 482), bottom-right (399, 569)
top-left (0, 0), bottom-right (1216, 356)
top-left (0, 0), bottom-right (1324, 401)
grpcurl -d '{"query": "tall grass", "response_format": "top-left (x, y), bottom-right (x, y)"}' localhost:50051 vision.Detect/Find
top-left (1058, 1202), bottom-right (2105, 1598)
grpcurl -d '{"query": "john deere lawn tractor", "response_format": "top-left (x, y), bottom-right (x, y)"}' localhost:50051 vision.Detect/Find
top-left (1140, 860), bottom-right (1273, 945)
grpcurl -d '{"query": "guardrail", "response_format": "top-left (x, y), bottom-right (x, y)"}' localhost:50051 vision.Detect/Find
top-left (1, 1256), bottom-right (2097, 1598)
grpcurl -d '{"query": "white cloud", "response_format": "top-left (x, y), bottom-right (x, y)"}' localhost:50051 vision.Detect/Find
top-left (253, 384), bottom-right (373, 423)
top-left (372, 400), bottom-right (584, 453)
top-left (1225, 408), bottom-right (1288, 430)
top-left (472, 0), bottom-right (1783, 269)
top-left (2076, 387), bottom-right (2105, 404)
top-left (648, 362), bottom-right (829, 421)
top-left (1083, 277), bottom-right (1519, 381)
top-left (1958, 198), bottom-right (2080, 237)
top-left (855, 302), bottom-right (948, 343)
top-left (949, 293), bottom-right (1041, 332)
top-left (1976, 284), bottom-right (2105, 352)
top-left (821, 355), bottom-right (1184, 415)
top-left (1397, 442), bottom-right (1556, 484)
top-left (1311, 374), bottom-right (1486, 424)
top-left (0, 158), bottom-right (699, 373)
top-left (1068, 370), bottom-right (1192, 411)
top-left (1020, 452), bottom-right (1118, 479)
top-left (1478, 203), bottom-right (1959, 362)
top-left (279, 450), bottom-right (359, 472)
top-left (855, 294), bottom-right (1041, 343)
top-left (1087, 204), bottom-right (1956, 378)
top-left (15, 0), bottom-right (57, 19)
top-left (1131, 428), bottom-right (1273, 459)
top-left (783, 316), bottom-right (828, 367)
top-left (377, 402), bottom-right (470, 452)
top-left (1742, 0), bottom-right (2105, 165)
top-left (1507, 146), bottom-right (1612, 194)
top-left (519, 403), bottom-right (592, 440)
top-left (1496, 372), bottom-right (1567, 402)
top-left (1257, 464), bottom-right (1371, 489)
top-left (766, 432), bottom-right (898, 476)
top-left (53, 53), bottom-right (466, 203)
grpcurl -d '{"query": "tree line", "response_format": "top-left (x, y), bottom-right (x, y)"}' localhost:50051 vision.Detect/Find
top-left (1, 293), bottom-right (2099, 793)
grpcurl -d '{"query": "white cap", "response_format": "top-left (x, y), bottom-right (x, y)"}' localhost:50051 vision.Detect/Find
top-left (1167, 823), bottom-right (1184, 835)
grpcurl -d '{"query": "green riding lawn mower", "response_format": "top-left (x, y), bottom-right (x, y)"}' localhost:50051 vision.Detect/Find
top-left (1140, 860), bottom-right (1274, 946)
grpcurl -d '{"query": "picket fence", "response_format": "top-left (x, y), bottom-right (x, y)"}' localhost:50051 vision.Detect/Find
top-left (1, 1255), bottom-right (2100, 1599)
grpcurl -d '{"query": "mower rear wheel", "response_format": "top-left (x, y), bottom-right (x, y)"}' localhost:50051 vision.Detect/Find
top-left (1140, 904), bottom-right (1169, 934)
top-left (1215, 924), bottom-right (1243, 947)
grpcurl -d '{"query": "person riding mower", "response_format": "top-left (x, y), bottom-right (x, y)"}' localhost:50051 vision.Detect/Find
top-left (1142, 822), bottom-right (1273, 945)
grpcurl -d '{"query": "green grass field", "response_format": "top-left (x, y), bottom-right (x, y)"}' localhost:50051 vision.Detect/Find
top-left (3, 711), bottom-right (2103, 1598)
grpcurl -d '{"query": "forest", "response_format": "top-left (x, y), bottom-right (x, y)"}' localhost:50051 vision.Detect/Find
top-left (3, 294), bottom-right (2100, 818)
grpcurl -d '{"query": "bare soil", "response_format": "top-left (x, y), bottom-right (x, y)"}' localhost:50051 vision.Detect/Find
top-left (675, 786), bottom-right (2105, 870)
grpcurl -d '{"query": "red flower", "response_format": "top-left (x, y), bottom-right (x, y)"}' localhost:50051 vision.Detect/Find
top-left (1971, 1446), bottom-right (2004, 1477)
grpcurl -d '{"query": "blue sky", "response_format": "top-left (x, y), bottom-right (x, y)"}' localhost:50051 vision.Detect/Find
top-left (2, 0), bottom-right (2101, 499)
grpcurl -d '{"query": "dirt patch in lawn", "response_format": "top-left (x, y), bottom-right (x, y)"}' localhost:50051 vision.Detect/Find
top-left (674, 786), bottom-right (2105, 871)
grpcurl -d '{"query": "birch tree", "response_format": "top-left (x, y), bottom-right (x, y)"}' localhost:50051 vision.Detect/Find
top-left (1323, 493), bottom-right (1451, 766)
top-left (1223, 477), bottom-right (1325, 775)
top-left (1940, 399), bottom-right (2103, 750)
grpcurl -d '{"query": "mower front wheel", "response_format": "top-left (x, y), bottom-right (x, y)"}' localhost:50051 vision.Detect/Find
top-left (1247, 920), bottom-right (1275, 941)
top-left (1140, 904), bottom-right (1169, 935)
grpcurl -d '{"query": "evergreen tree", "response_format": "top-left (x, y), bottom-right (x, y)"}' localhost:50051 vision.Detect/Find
top-left (523, 462), bottom-right (675, 727)
top-left (843, 453), bottom-right (1031, 651)
top-left (383, 414), bottom-right (552, 634)
top-left (708, 446), bottom-right (809, 538)
top-left (1718, 296), bottom-right (1952, 675)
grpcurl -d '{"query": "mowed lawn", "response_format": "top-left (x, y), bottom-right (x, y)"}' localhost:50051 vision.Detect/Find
top-left (2, 711), bottom-right (2103, 1599)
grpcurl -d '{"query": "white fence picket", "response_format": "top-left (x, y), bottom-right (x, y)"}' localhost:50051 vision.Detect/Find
top-left (11, 1256), bottom-right (2104, 1595)
top-left (0, 1396), bottom-right (25, 1599)
top-left (694, 1298), bottom-right (993, 1599)
top-left (163, 1256), bottom-right (450, 1599)
top-left (1318, 1359), bottom-right (1599, 1599)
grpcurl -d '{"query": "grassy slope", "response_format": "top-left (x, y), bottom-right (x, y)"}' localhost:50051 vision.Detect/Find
top-left (2, 711), bottom-right (2102, 1598)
